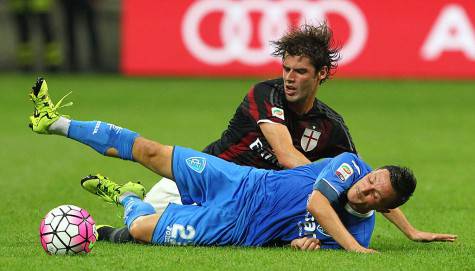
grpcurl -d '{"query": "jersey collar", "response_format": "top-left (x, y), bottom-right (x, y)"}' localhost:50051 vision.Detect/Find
top-left (344, 203), bottom-right (374, 218)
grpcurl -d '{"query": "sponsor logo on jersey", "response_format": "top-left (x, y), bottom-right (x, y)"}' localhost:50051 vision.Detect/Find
top-left (164, 224), bottom-right (196, 245)
top-left (185, 157), bottom-right (206, 173)
top-left (316, 224), bottom-right (331, 237)
top-left (336, 163), bottom-right (353, 181)
top-left (300, 128), bottom-right (321, 152)
top-left (271, 107), bottom-right (285, 120)
top-left (92, 121), bottom-right (102, 135)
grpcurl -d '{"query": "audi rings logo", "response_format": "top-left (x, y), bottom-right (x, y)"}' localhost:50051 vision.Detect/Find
top-left (182, 0), bottom-right (368, 66)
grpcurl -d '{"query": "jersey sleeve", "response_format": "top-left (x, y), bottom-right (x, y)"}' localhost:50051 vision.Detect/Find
top-left (312, 152), bottom-right (365, 205)
top-left (319, 214), bottom-right (375, 249)
top-left (246, 82), bottom-right (286, 125)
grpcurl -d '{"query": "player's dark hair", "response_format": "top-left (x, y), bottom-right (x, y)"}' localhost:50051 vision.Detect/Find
top-left (380, 165), bottom-right (417, 209)
top-left (271, 22), bottom-right (341, 84)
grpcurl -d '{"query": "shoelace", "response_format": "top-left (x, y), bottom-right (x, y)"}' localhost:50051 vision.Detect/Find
top-left (96, 180), bottom-right (121, 204)
top-left (52, 91), bottom-right (74, 111)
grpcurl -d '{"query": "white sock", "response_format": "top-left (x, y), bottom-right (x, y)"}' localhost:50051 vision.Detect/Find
top-left (48, 116), bottom-right (71, 136)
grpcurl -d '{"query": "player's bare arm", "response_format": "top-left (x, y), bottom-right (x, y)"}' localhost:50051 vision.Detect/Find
top-left (382, 208), bottom-right (457, 242)
top-left (259, 122), bottom-right (311, 168)
top-left (307, 190), bottom-right (376, 253)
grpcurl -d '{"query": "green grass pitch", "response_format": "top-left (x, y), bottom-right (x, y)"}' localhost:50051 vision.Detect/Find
top-left (0, 74), bottom-right (474, 270)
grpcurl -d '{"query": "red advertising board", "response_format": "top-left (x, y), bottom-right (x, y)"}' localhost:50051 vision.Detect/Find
top-left (122, 0), bottom-right (475, 78)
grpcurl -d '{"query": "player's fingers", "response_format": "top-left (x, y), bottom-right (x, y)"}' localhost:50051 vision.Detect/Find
top-left (307, 242), bottom-right (317, 250)
top-left (308, 241), bottom-right (321, 250)
top-left (291, 237), bottom-right (307, 250)
top-left (301, 238), bottom-right (313, 250)
top-left (302, 238), bottom-right (320, 251)
top-left (358, 248), bottom-right (378, 254)
top-left (290, 240), bottom-right (299, 249)
top-left (436, 234), bottom-right (457, 242)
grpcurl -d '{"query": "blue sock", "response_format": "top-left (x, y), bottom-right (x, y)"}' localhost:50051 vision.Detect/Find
top-left (121, 196), bottom-right (156, 229)
top-left (67, 120), bottom-right (139, 160)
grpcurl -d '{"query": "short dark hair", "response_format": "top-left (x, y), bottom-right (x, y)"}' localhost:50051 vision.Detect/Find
top-left (380, 165), bottom-right (417, 209)
top-left (271, 22), bottom-right (341, 84)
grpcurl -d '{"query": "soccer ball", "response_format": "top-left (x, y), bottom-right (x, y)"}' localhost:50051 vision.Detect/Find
top-left (39, 205), bottom-right (97, 255)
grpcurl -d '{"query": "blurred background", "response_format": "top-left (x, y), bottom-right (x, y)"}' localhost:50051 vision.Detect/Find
top-left (0, 0), bottom-right (473, 77)
top-left (0, 0), bottom-right (118, 73)
top-left (1, 1), bottom-right (474, 269)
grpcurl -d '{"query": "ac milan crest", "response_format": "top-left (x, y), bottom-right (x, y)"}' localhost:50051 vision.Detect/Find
top-left (300, 128), bottom-right (321, 152)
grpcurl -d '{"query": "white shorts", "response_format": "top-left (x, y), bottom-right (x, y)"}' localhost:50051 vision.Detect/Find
top-left (144, 177), bottom-right (182, 216)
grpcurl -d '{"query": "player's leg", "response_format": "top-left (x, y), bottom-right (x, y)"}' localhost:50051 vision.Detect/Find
top-left (171, 146), bottom-right (254, 206)
top-left (144, 177), bottom-right (182, 214)
top-left (98, 177), bottom-right (181, 243)
top-left (81, 175), bottom-right (159, 243)
top-left (28, 78), bottom-right (174, 178)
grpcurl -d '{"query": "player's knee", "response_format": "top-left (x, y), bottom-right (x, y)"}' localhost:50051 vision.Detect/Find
top-left (128, 217), bottom-right (151, 243)
top-left (128, 220), bottom-right (142, 240)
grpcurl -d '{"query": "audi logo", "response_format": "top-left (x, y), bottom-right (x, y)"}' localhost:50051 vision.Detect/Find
top-left (182, 0), bottom-right (368, 66)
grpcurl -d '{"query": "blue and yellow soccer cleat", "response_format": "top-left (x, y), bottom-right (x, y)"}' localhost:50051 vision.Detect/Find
top-left (80, 174), bottom-right (146, 205)
top-left (28, 77), bottom-right (72, 134)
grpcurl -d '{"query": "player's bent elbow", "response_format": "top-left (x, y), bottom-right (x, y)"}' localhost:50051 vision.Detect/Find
top-left (274, 149), bottom-right (308, 169)
top-left (307, 197), bottom-right (325, 220)
top-left (275, 154), bottom-right (298, 169)
top-left (307, 202), bottom-right (318, 216)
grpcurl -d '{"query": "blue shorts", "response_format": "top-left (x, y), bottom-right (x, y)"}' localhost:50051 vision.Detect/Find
top-left (152, 146), bottom-right (267, 245)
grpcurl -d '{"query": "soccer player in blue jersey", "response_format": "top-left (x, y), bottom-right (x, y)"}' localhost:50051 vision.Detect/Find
top-left (28, 79), bottom-right (457, 252)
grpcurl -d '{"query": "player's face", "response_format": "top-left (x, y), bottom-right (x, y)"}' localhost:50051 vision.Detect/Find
top-left (346, 169), bottom-right (397, 213)
top-left (282, 55), bottom-right (325, 107)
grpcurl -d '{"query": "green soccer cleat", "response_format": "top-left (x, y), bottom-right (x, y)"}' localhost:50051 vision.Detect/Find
top-left (28, 77), bottom-right (72, 134)
top-left (80, 174), bottom-right (146, 205)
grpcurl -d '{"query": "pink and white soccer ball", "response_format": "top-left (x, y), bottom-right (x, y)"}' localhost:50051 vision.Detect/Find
top-left (39, 205), bottom-right (97, 255)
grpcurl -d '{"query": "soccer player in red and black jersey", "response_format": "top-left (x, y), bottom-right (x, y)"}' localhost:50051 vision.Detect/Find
top-left (100, 23), bottom-right (449, 246)
top-left (203, 77), bottom-right (355, 170)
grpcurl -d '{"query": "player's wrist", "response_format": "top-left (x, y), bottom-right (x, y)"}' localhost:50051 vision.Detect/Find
top-left (346, 243), bottom-right (366, 252)
top-left (405, 228), bottom-right (420, 240)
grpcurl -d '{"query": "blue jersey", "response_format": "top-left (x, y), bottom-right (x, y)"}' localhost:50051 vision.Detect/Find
top-left (246, 152), bottom-right (374, 248)
top-left (153, 147), bottom-right (375, 248)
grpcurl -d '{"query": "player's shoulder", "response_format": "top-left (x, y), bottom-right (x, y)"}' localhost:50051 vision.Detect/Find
top-left (314, 100), bottom-right (345, 121)
top-left (332, 152), bottom-right (360, 166)
top-left (332, 152), bottom-right (371, 176)
top-left (248, 78), bottom-right (285, 107)
top-left (252, 78), bottom-right (284, 95)
top-left (335, 151), bottom-right (359, 160)
top-left (254, 78), bottom-right (284, 89)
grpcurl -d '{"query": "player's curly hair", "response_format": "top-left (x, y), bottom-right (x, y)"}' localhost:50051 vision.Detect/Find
top-left (271, 22), bottom-right (341, 84)
top-left (381, 165), bottom-right (417, 209)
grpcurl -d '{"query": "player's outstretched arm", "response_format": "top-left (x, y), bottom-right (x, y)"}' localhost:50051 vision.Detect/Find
top-left (382, 208), bottom-right (457, 242)
top-left (307, 191), bottom-right (376, 253)
top-left (259, 122), bottom-right (311, 168)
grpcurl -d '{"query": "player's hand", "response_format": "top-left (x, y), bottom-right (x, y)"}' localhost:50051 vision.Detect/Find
top-left (348, 246), bottom-right (378, 254)
top-left (291, 237), bottom-right (321, 251)
top-left (410, 230), bottom-right (457, 242)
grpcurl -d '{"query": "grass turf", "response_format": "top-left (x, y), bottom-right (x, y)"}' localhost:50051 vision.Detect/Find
top-left (0, 74), bottom-right (473, 270)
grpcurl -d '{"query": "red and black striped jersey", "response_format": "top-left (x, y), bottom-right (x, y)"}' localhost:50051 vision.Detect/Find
top-left (202, 78), bottom-right (357, 170)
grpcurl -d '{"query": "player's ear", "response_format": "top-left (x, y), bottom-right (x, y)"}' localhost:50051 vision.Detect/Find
top-left (318, 66), bottom-right (328, 80)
